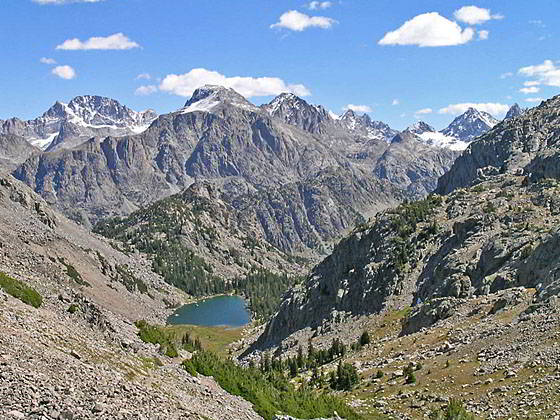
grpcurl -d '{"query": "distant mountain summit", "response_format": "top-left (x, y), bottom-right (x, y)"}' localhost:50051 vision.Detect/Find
top-left (0, 95), bottom-right (157, 151)
top-left (405, 121), bottom-right (436, 136)
top-left (441, 107), bottom-right (499, 142)
top-left (505, 103), bottom-right (525, 120)
top-left (261, 92), bottom-right (331, 134)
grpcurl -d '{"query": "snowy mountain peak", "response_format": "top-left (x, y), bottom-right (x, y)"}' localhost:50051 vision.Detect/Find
top-left (406, 121), bottom-right (436, 135)
top-left (2, 95), bottom-right (157, 151)
top-left (441, 107), bottom-right (499, 142)
top-left (261, 93), bottom-right (332, 134)
top-left (181, 85), bottom-right (258, 114)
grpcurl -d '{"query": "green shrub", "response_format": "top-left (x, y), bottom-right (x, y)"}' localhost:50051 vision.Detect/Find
top-left (359, 331), bottom-right (371, 346)
top-left (0, 272), bottom-right (42, 308)
top-left (67, 304), bottom-right (79, 314)
top-left (59, 258), bottom-right (90, 287)
top-left (405, 371), bottom-right (416, 384)
top-left (429, 399), bottom-right (476, 420)
top-left (135, 320), bottom-right (179, 358)
top-left (376, 370), bottom-right (384, 379)
top-left (182, 359), bottom-right (198, 376)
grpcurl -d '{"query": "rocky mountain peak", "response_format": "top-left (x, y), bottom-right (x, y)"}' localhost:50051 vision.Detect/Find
top-left (181, 85), bottom-right (258, 114)
top-left (441, 107), bottom-right (499, 142)
top-left (406, 121), bottom-right (436, 135)
top-left (505, 103), bottom-right (524, 120)
top-left (261, 92), bottom-right (331, 133)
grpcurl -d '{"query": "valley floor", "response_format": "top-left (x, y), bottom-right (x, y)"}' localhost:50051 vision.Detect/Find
top-left (244, 289), bottom-right (560, 419)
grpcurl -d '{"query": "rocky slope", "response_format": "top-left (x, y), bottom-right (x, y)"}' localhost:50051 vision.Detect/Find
top-left (437, 95), bottom-right (560, 194)
top-left (374, 131), bottom-right (459, 198)
top-left (0, 172), bottom-right (266, 420)
top-left (0, 134), bottom-right (40, 171)
top-left (254, 95), bottom-right (560, 349)
top-left (1, 95), bottom-right (157, 151)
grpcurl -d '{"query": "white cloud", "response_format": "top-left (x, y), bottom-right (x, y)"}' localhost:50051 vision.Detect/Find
top-left (378, 12), bottom-right (475, 47)
top-left (159, 68), bottom-right (311, 98)
top-left (453, 6), bottom-right (503, 25)
top-left (500, 72), bottom-right (513, 79)
top-left (415, 108), bottom-right (433, 115)
top-left (392, 99), bottom-right (400, 106)
top-left (518, 59), bottom-right (560, 87)
top-left (528, 19), bottom-right (546, 28)
top-left (56, 33), bottom-right (140, 50)
top-left (135, 85), bottom-right (158, 96)
top-left (308, 1), bottom-right (332, 10)
top-left (519, 86), bottom-right (540, 94)
top-left (135, 73), bottom-right (151, 81)
top-left (525, 97), bottom-right (544, 103)
top-left (343, 104), bottom-right (372, 113)
top-left (270, 10), bottom-right (336, 32)
top-left (524, 81), bottom-right (540, 87)
top-left (40, 57), bottom-right (57, 65)
top-left (439, 102), bottom-right (510, 116)
top-left (52, 65), bottom-right (76, 80)
top-left (33, 0), bottom-right (104, 4)
top-left (478, 30), bottom-right (489, 40)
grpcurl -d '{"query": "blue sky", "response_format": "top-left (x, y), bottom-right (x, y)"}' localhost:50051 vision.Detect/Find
top-left (1, 0), bottom-right (559, 129)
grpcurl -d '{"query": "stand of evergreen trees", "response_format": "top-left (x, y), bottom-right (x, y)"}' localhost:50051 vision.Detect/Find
top-left (183, 350), bottom-right (364, 420)
top-left (94, 207), bottom-right (302, 319)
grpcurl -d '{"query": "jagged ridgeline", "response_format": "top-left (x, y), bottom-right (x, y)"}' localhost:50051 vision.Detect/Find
top-left (93, 183), bottom-right (305, 319)
top-left (257, 95), bottom-right (560, 347)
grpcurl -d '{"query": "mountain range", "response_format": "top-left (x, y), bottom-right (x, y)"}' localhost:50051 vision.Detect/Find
top-left (0, 95), bottom-right (157, 151)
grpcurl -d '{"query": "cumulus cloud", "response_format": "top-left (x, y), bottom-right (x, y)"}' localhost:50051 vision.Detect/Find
top-left (392, 99), bottom-right (400, 106)
top-left (40, 57), bottom-right (57, 65)
top-left (414, 108), bottom-right (433, 115)
top-left (520, 86), bottom-right (540, 94)
top-left (500, 72), bottom-right (513, 79)
top-left (524, 81), bottom-right (541, 87)
top-left (270, 10), bottom-right (337, 31)
top-left (52, 65), bottom-right (76, 80)
top-left (525, 97), bottom-right (544, 103)
top-left (135, 73), bottom-right (151, 80)
top-left (478, 30), bottom-right (489, 40)
top-left (378, 12), bottom-right (475, 47)
top-left (33, 0), bottom-right (104, 4)
top-left (439, 102), bottom-right (510, 116)
top-left (343, 104), bottom-right (372, 113)
top-left (308, 1), bottom-right (332, 10)
top-left (159, 68), bottom-right (311, 98)
top-left (453, 6), bottom-right (503, 25)
top-left (518, 59), bottom-right (560, 87)
top-left (56, 33), bottom-right (140, 50)
top-left (135, 85), bottom-right (158, 96)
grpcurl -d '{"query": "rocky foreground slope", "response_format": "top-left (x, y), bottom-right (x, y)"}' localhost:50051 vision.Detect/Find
top-left (0, 173), bottom-right (262, 420)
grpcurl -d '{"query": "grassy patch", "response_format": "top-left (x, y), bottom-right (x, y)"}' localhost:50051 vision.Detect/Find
top-left (0, 272), bottom-right (42, 308)
top-left (165, 324), bottom-right (243, 357)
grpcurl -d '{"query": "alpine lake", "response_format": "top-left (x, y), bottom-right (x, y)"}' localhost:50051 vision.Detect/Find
top-left (168, 295), bottom-right (251, 328)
